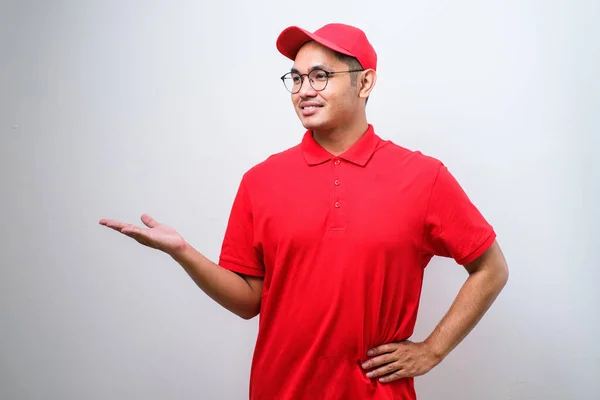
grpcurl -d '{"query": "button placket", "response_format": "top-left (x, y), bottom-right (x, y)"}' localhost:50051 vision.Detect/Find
top-left (330, 157), bottom-right (346, 229)
top-left (333, 158), bottom-right (342, 209)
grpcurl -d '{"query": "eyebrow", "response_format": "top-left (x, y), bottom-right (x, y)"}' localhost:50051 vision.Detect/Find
top-left (290, 64), bottom-right (332, 74)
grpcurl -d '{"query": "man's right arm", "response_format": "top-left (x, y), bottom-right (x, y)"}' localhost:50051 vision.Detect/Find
top-left (100, 174), bottom-right (265, 320)
top-left (171, 241), bottom-right (263, 320)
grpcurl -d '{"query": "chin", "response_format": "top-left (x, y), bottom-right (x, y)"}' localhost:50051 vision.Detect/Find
top-left (300, 116), bottom-right (328, 131)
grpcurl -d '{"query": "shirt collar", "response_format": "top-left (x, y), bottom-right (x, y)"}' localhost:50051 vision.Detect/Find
top-left (301, 124), bottom-right (380, 167)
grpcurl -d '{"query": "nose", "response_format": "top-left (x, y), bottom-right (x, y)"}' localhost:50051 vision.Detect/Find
top-left (297, 75), bottom-right (317, 98)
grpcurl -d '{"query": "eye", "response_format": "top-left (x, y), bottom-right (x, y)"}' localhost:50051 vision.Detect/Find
top-left (312, 71), bottom-right (328, 81)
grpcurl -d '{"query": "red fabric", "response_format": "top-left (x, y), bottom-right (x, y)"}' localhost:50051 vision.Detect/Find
top-left (219, 125), bottom-right (495, 400)
top-left (276, 23), bottom-right (378, 71)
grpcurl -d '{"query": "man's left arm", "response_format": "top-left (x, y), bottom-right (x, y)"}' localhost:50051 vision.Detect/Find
top-left (361, 240), bottom-right (509, 382)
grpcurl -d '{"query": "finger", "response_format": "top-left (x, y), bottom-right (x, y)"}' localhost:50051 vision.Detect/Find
top-left (98, 218), bottom-right (125, 228)
top-left (365, 361), bottom-right (401, 379)
top-left (362, 353), bottom-right (396, 370)
top-left (367, 343), bottom-right (398, 357)
top-left (378, 369), bottom-right (409, 383)
top-left (99, 219), bottom-right (128, 230)
top-left (121, 225), bottom-right (146, 236)
top-left (121, 227), bottom-right (153, 246)
top-left (141, 214), bottom-right (158, 228)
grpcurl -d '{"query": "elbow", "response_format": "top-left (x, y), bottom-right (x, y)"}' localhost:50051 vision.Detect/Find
top-left (239, 311), bottom-right (259, 320)
top-left (499, 260), bottom-right (509, 288)
top-left (238, 309), bottom-right (260, 320)
top-left (488, 256), bottom-right (509, 294)
top-left (236, 302), bottom-right (261, 320)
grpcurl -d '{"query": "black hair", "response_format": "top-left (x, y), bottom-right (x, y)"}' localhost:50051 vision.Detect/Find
top-left (334, 51), bottom-right (369, 104)
top-left (334, 52), bottom-right (363, 87)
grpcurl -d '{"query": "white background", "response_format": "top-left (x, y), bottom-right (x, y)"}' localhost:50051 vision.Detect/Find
top-left (1, 0), bottom-right (598, 399)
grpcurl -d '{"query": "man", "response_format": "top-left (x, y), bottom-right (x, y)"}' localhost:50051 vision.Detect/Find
top-left (100, 23), bottom-right (509, 400)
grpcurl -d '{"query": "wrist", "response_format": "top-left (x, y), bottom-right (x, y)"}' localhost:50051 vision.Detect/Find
top-left (169, 240), bottom-right (192, 260)
top-left (423, 337), bottom-right (448, 363)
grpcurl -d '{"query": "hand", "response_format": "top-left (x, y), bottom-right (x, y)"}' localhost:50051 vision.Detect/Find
top-left (361, 340), bottom-right (442, 383)
top-left (99, 214), bottom-right (187, 256)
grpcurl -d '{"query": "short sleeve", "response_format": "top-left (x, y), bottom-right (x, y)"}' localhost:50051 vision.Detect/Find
top-left (422, 164), bottom-right (496, 265)
top-left (219, 177), bottom-right (265, 277)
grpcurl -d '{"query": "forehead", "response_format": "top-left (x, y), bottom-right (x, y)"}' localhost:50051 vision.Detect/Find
top-left (292, 41), bottom-right (343, 71)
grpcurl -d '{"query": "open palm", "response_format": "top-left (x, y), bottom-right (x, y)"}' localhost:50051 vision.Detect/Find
top-left (99, 214), bottom-right (186, 255)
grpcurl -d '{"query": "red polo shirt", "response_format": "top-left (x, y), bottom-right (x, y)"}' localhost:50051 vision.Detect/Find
top-left (219, 124), bottom-right (496, 400)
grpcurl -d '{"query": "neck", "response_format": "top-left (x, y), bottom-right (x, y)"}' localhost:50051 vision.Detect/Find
top-left (312, 116), bottom-right (369, 156)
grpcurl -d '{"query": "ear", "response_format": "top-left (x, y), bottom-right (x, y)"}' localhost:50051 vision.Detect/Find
top-left (358, 69), bottom-right (377, 99)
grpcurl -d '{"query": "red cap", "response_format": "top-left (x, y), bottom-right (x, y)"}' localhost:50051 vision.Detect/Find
top-left (276, 23), bottom-right (377, 71)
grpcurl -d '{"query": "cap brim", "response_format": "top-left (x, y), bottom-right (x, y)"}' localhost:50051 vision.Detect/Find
top-left (276, 26), bottom-right (355, 62)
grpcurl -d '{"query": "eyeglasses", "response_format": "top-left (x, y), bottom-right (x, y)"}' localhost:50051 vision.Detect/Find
top-left (280, 68), bottom-right (364, 94)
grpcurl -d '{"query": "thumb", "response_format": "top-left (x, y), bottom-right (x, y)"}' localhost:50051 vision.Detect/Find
top-left (141, 214), bottom-right (158, 228)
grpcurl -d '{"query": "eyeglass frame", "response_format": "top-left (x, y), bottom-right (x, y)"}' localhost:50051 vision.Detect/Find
top-left (280, 68), bottom-right (364, 94)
